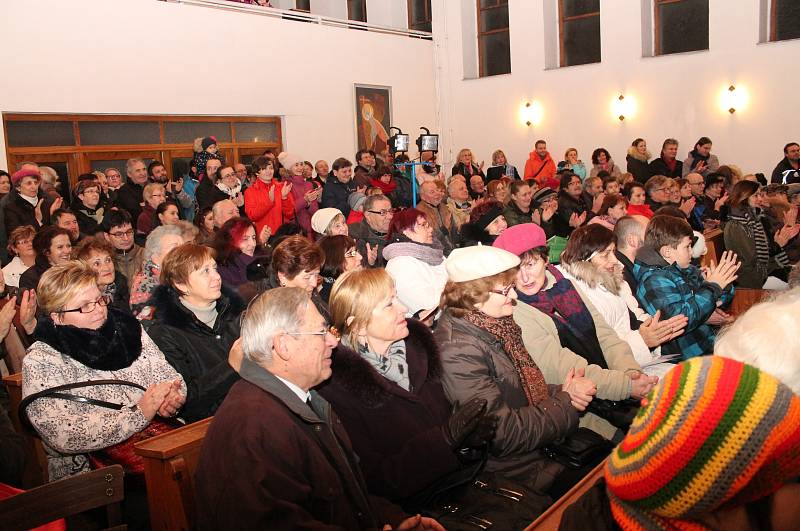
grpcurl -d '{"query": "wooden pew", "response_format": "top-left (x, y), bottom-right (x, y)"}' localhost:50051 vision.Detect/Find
top-left (700, 227), bottom-right (724, 268)
top-left (134, 418), bottom-right (212, 531)
top-left (525, 458), bottom-right (607, 531)
top-left (2, 373), bottom-right (49, 487)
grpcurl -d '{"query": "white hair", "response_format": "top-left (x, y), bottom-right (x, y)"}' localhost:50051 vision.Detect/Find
top-left (241, 287), bottom-right (310, 366)
top-left (143, 225), bottom-right (184, 262)
top-left (714, 288), bottom-right (800, 394)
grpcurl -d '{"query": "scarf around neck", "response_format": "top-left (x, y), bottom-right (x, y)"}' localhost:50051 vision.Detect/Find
top-left (462, 310), bottom-right (548, 406)
top-left (690, 148), bottom-right (710, 163)
top-left (382, 238), bottom-right (444, 265)
top-left (345, 336), bottom-right (410, 391)
top-left (728, 206), bottom-right (770, 276)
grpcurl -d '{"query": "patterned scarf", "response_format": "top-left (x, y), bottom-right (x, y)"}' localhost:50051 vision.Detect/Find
top-left (346, 337), bottom-right (410, 392)
top-left (728, 206), bottom-right (770, 277)
top-left (462, 310), bottom-right (548, 406)
top-left (516, 264), bottom-right (608, 369)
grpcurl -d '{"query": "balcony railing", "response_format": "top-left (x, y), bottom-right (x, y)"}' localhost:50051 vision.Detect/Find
top-left (160, 0), bottom-right (433, 40)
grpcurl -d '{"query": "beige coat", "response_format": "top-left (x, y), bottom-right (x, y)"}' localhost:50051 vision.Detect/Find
top-left (512, 270), bottom-right (641, 440)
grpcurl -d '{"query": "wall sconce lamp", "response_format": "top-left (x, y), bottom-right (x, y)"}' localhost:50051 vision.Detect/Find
top-left (720, 84), bottom-right (748, 115)
top-left (520, 101), bottom-right (543, 127)
top-left (612, 94), bottom-right (636, 122)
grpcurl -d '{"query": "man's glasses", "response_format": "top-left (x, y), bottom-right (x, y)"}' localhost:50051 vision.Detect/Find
top-left (60, 295), bottom-right (111, 314)
top-left (109, 229), bottom-right (134, 238)
top-left (489, 283), bottom-right (515, 298)
top-left (367, 209), bottom-right (396, 217)
top-left (286, 324), bottom-right (341, 340)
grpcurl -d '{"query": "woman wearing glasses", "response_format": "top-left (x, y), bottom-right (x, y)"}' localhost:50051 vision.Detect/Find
top-left (21, 261), bottom-right (186, 482)
top-left (317, 235), bottom-right (362, 304)
top-left (383, 208), bottom-right (447, 324)
top-left (75, 236), bottom-right (131, 314)
top-left (434, 244), bottom-right (597, 499)
top-left (266, 235), bottom-right (330, 321)
top-left (319, 268), bottom-right (498, 510)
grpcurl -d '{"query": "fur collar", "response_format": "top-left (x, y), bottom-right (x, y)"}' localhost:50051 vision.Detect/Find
top-left (323, 319), bottom-right (442, 407)
top-left (626, 147), bottom-right (652, 162)
top-left (560, 260), bottom-right (623, 295)
top-left (33, 308), bottom-right (143, 371)
top-left (148, 284), bottom-right (246, 332)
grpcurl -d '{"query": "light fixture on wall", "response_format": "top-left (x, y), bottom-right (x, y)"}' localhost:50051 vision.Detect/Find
top-left (719, 84), bottom-right (749, 114)
top-left (520, 101), bottom-right (543, 127)
top-left (612, 94), bottom-right (636, 122)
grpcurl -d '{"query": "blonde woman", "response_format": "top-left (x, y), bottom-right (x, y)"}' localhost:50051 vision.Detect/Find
top-left (486, 149), bottom-right (520, 182)
top-left (451, 148), bottom-right (485, 180)
top-left (558, 148), bottom-right (587, 181)
top-left (137, 183), bottom-right (166, 236)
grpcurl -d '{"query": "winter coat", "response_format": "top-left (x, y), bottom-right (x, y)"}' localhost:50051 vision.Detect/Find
top-left (136, 204), bottom-right (156, 236)
top-left (195, 176), bottom-right (229, 212)
top-left (194, 357), bottom-right (407, 530)
top-left (486, 164), bottom-right (520, 182)
top-left (681, 153), bottom-right (720, 178)
top-left (503, 202), bottom-right (533, 227)
top-left (433, 311), bottom-right (579, 491)
top-left (74, 204), bottom-right (105, 236)
top-left (321, 177), bottom-right (357, 218)
top-left (318, 320), bottom-right (463, 505)
top-left (243, 178), bottom-right (296, 238)
top-left (3, 190), bottom-right (43, 235)
top-left (107, 270), bottom-right (131, 315)
top-left (648, 157), bottom-right (683, 179)
top-left (113, 244), bottom-right (144, 286)
top-left (114, 182), bottom-right (145, 223)
top-left (349, 218), bottom-right (389, 268)
top-left (286, 173), bottom-right (320, 237)
top-left (771, 156), bottom-right (800, 184)
top-left (512, 269), bottom-right (639, 441)
top-left (451, 162), bottom-right (485, 181)
top-left (22, 311), bottom-right (184, 480)
top-left (554, 190), bottom-right (593, 238)
top-left (524, 151), bottom-right (558, 189)
top-left (723, 207), bottom-right (791, 289)
top-left (625, 150), bottom-right (651, 183)
top-left (144, 285), bottom-right (244, 422)
top-left (18, 259), bottom-right (50, 293)
top-left (633, 245), bottom-right (734, 359)
top-left (589, 160), bottom-right (622, 181)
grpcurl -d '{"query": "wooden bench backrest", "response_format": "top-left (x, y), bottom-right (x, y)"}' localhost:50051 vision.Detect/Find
top-left (2, 372), bottom-right (49, 487)
top-left (525, 458), bottom-right (607, 530)
top-left (729, 288), bottom-right (768, 317)
top-left (700, 227), bottom-right (724, 269)
top-left (134, 417), bottom-right (212, 531)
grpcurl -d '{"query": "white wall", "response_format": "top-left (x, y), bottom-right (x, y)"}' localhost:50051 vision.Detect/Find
top-left (0, 0), bottom-right (435, 170)
top-left (432, 0), bottom-right (799, 176)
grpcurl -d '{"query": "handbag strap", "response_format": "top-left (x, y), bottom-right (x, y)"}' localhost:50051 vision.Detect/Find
top-left (19, 379), bottom-right (146, 434)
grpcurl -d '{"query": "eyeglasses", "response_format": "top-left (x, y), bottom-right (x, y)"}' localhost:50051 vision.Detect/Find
top-left (60, 295), bottom-right (111, 314)
top-left (367, 209), bottom-right (396, 217)
top-left (109, 229), bottom-right (134, 238)
top-left (415, 220), bottom-right (432, 230)
top-left (344, 249), bottom-right (360, 258)
top-left (489, 283), bottom-right (515, 298)
top-left (286, 324), bottom-right (341, 340)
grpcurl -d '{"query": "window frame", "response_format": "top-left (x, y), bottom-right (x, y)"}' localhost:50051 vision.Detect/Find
top-left (294, 0), bottom-right (310, 12)
top-left (477, 0), bottom-right (511, 78)
top-left (347, 0), bottom-right (367, 23)
top-left (407, 0), bottom-right (432, 32)
top-left (653, 0), bottom-right (708, 56)
top-left (770, 0), bottom-right (800, 42)
top-left (3, 113), bottom-right (283, 186)
top-left (557, 0), bottom-right (601, 67)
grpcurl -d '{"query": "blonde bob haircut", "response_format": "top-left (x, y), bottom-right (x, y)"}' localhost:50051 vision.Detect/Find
top-left (491, 149), bottom-right (506, 165)
top-left (439, 267), bottom-right (517, 318)
top-left (329, 268), bottom-right (395, 346)
top-left (143, 182), bottom-right (165, 201)
top-left (37, 260), bottom-right (99, 314)
top-left (159, 243), bottom-right (216, 295)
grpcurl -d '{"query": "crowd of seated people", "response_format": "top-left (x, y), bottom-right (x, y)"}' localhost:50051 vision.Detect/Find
top-left (1, 135), bottom-right (800, 530)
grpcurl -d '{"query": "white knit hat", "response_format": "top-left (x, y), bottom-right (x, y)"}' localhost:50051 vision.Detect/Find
top-left (278, 152), bottom-right (303, 171)
top-left (445, 245), bottom-right (520, 282)
top-left (311, 208), bottom-right (342, 234)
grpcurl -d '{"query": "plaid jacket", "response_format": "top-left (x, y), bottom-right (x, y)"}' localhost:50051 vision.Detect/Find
top-left (633, 246), bottom-right (734, 359)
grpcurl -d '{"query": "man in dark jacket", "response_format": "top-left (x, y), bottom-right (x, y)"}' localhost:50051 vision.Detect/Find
top-left (194, 287), bottom-right (442, 531)
top-left (554, 171), bottom-right (593, 237)
top-left (771, 142), bottom-right (800, 184)
top-left (648, 138), bottom-right (683, 179)
top-left (321, 157), bottom-right (357, 217)
top-left (114, 158), bottom-right (149, 223)
top-left (349, 194), bottom-right (393, 268)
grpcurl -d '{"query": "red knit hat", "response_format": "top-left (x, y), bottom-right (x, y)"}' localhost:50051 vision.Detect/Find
top-left (11, 168), bottom-right (40, 187)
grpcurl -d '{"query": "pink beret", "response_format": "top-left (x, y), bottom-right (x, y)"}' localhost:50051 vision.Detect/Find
top-left (492, 223), bottom-right (547, 257)
top-left (11, 168), bottom-right (41, 187)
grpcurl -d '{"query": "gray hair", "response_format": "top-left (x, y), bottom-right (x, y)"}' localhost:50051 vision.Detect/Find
top-left (38, 166), bottom-right (59, 186)
top-left (125, 158), bottom-right (145, 175)
top-left (363, 194), bottom-right (390, 213)
top-left (614, 216), bottom-right (647, 251)
top-left (175, 220), bottom-right (199, 243)
top-left (144, 225), bottom-right (184, 261)
top-left (714, 288), bottom-right (800, 395)
top-left (241, 287), bottom-right (310, 366)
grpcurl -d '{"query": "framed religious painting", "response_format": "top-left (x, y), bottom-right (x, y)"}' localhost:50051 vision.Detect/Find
top-left (354, 84), bottom-right (391, 160)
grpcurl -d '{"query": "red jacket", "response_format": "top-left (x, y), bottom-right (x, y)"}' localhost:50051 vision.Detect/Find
top-left (244, 179), bottom-right (295, 237)
top-left (524, 150), bottom-right (558, 189)
top-left (626, 203), bottom-right (654, 219)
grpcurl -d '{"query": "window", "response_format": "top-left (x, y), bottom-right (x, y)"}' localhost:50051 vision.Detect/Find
top-left (772, 0), bottom-right (800, 42)
top-left (559, 0), bottom-right (601, 67)
top-left (294, 0), bottom-right (310, 11)
top-left (408, 0), bottom-right (432, 32)
top-left (477, 0), bottom-right (511, 77)
top-left (654, 0), bottom-right (708, 55)
top-left (347, 0), bottom-right (367, 23)
top-left (3, 114), bottom-right (282, 187)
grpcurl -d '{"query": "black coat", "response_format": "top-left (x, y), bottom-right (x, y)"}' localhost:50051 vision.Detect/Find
top-left (195, 177), bottom-right (228, 212)
top-left (554, 191), bottom-right (592, 238)
top-left (108, 271), bottom-right (131, 314)
top-left (114, 182), bottom-right (145, 222)
top-left (771, 156), bottom-right (800, 184)
top-left (143, 285), bottom-right (245, 422)
top-left (321, 177), bottom-right (356, 218)
top-left (648, 157), bottom-right (682, 179)
top-left (19, 259), bottom-right (50, 293)
top-left (317, 320), bottom-right (462, 506)
top-left (3, 190), bottom-right (49, 235)
top-left (486, 165), bottom-right (520, 182)
top-left (626, 155), bottom-right (651, 183)
top-left (74, 204), bottom-right (105, 236)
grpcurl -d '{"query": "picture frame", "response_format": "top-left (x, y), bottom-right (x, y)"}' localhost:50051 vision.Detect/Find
top-left (354, 84), bottom-right (392, 159)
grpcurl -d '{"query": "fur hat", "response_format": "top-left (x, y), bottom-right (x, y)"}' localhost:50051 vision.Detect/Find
top-left (201, 136), bottom-right (217, 150)
top-left (446, 245), bottom-right (520, 282)
top-left (11, 168), bottom-right (41, 187)
top-left (311, 208), bottom-right (342, 234)
top-left (493, 223), bottom-right (547, 257)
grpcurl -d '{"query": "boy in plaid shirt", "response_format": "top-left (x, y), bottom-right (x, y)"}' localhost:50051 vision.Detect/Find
top-left (633, 215), bottom-right (739, 359)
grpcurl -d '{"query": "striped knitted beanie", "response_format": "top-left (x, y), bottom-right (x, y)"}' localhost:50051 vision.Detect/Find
top-left (605, 355), bottom-right (800, 530)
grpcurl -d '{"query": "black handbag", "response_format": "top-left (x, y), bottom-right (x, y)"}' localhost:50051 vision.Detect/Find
top-left (586, 398), bottom-right (640, 431)
top-left (542, 427), bottom-right (613, 470)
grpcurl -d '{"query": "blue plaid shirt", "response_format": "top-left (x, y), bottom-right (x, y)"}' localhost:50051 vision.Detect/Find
top-left (633, 246), bottom-right (734, 359)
